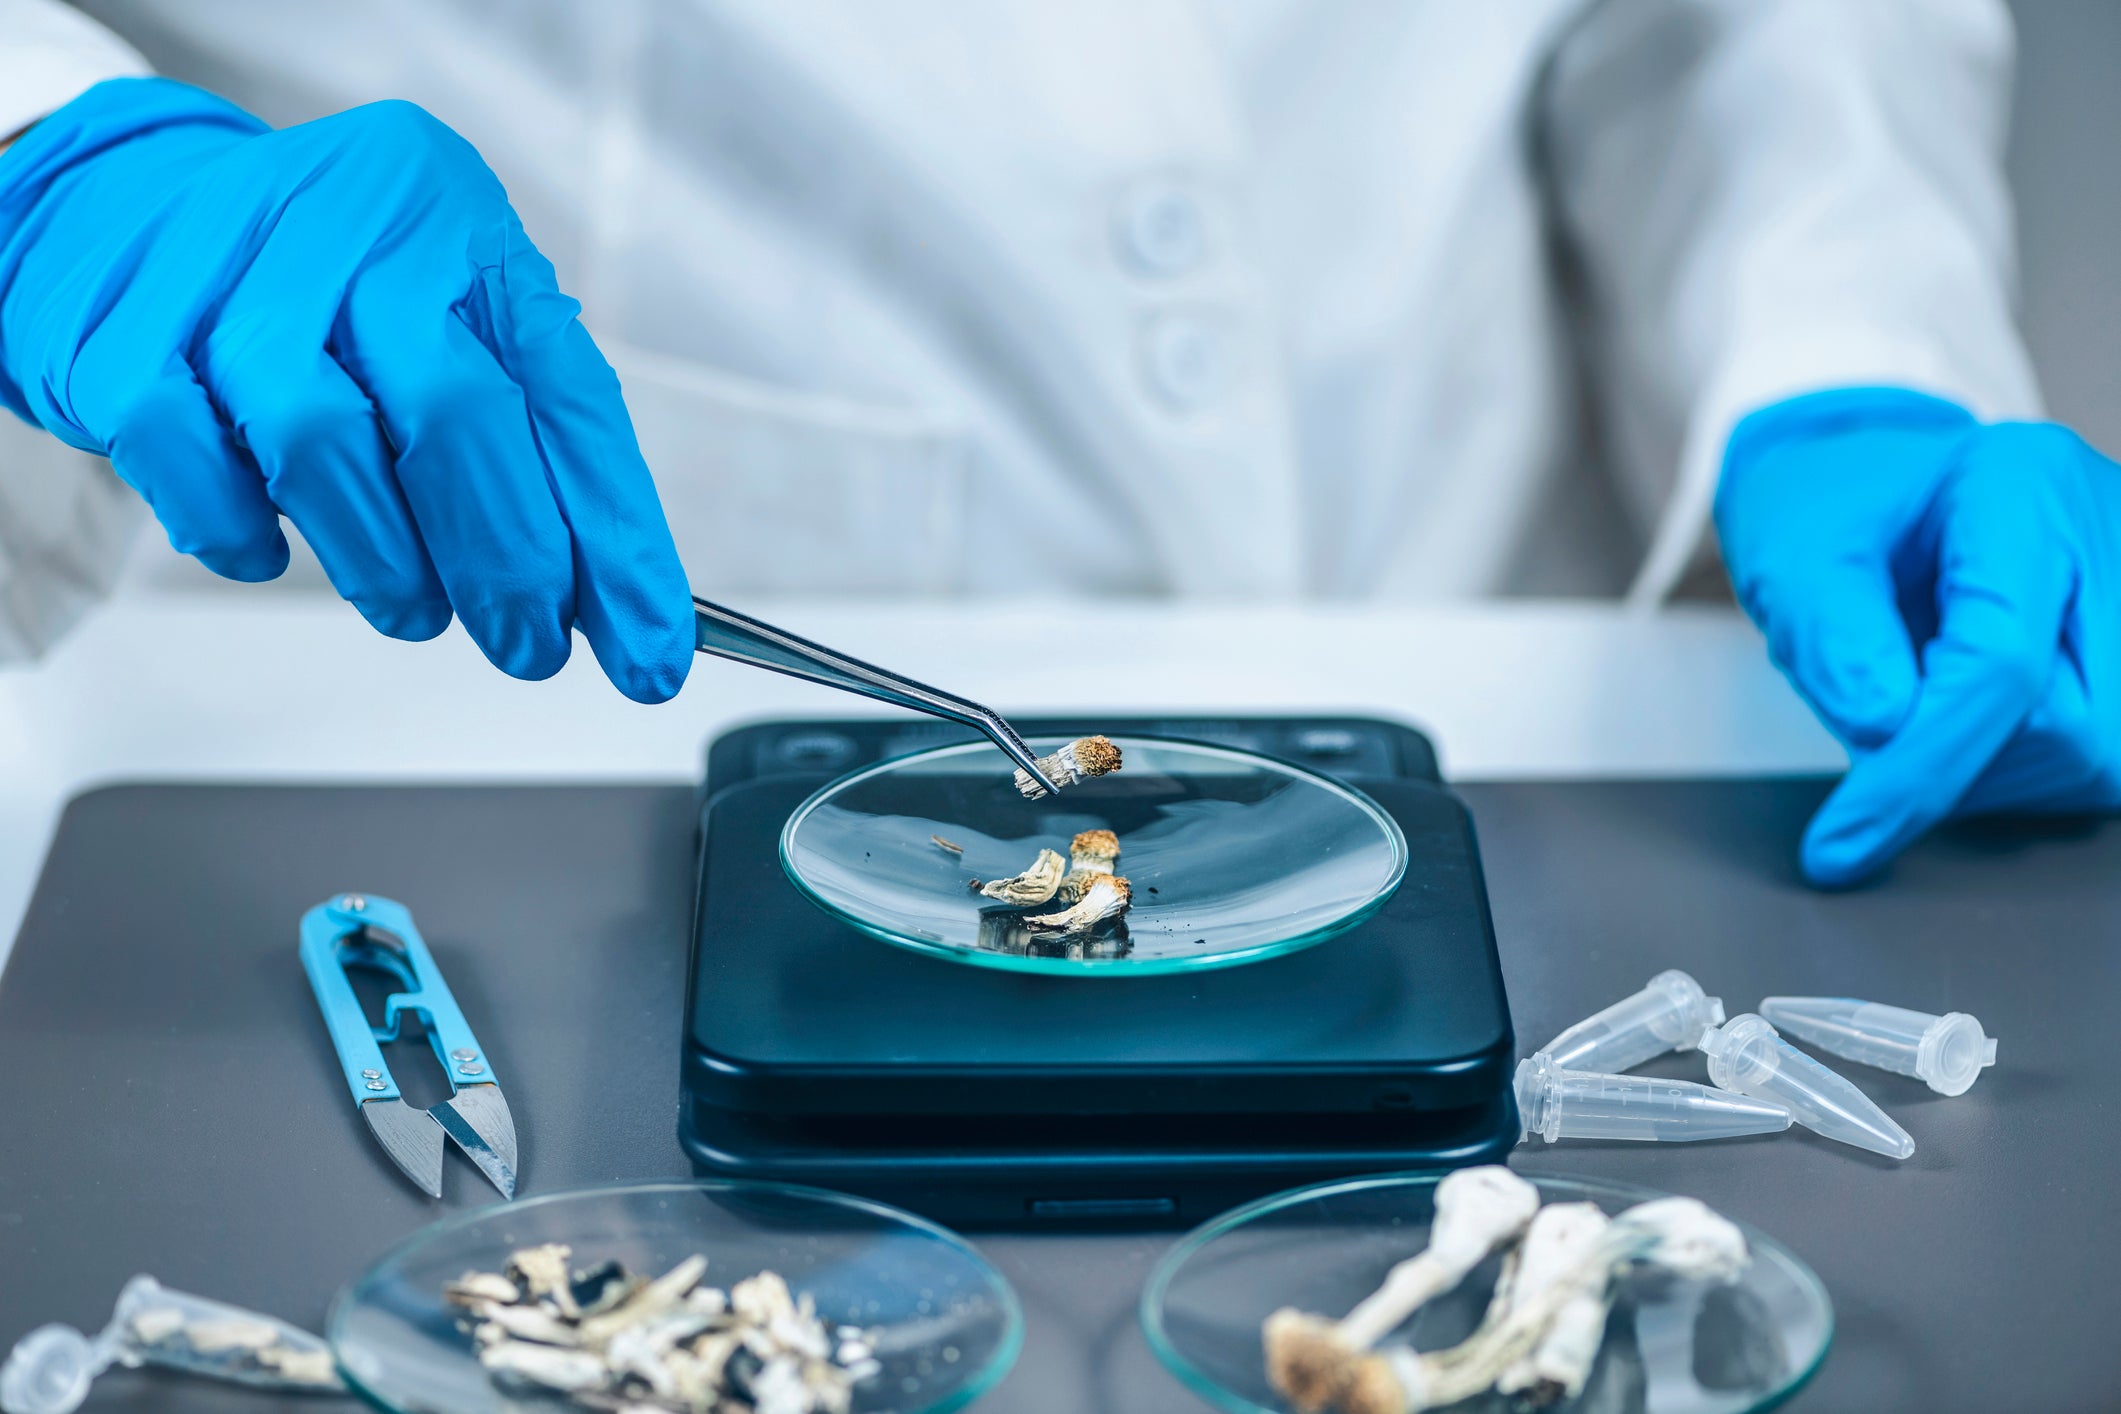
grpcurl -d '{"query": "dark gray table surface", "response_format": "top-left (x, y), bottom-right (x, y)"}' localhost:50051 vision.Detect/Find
top-left (1, 780), bottom-right (2115, 1413)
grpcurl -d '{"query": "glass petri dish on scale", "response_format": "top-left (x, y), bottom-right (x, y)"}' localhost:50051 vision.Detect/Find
top-left (779, 736), bottom-right (1409, 976)
top-left (330, 1180), bottom-right (1020, 1414)
top-left (1142, 1171), bottom-right (1832, 1414)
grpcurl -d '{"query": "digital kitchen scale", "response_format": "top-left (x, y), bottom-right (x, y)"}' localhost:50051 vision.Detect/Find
top-left (677, 716), bottom-right (1519, 1227)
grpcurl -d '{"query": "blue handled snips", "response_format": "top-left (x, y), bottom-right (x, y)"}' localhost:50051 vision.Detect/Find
top-left (299, 893), bottom-right (517, 1200)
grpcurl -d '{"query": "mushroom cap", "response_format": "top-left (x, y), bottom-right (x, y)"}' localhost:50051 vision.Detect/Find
top-left (1069, 828), bottom-right (1121, 861)
top-left (1070, 736), bottom-right (1123, 775)
top-left (978, 848), bottom-right (1067, 905)
top-left (1339, 1352), bottom-right (1411, 1414)
top-left (1263, 1308), bottom-right (1358, 1413)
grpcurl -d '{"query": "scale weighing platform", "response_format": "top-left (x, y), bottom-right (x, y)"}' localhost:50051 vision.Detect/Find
top-left (678, 716), bottom-right (1519, 1226)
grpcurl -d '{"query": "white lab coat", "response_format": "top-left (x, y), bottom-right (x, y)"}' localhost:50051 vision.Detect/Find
top-left (0, 0), bottom-right (2041, 660)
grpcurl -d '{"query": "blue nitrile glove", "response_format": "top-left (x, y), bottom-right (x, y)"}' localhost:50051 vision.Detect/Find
top-left (0, 79), bottom-right (692, 702)
top-left (1717, 386), bottom-right (2121, 886)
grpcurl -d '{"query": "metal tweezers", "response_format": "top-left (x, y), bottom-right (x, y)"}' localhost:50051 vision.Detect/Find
top-left (693, 596), bottom-right (1058, 794)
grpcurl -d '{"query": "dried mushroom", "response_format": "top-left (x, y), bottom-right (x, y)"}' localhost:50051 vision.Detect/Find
top-left (967, 826), bottom-right (1135, 949)
top-left (1014, 735), bottom-right (1123, 799)
top-left (482, 1341), bottom-right (608, 1392)
top-left (255, 1345), bottom-right (338, 1385)
top-left (508, 1242), bottom-right (581, 1316)
top-left (448, 1272), bottom-right (523, 1307)
top-left (1492, 1202), bottom-right (1613, 1405)
top-left (1265, 1167), bottom-right (1538, 1413)
top-left (454, 1247), bottom-right (872, 1414)
top-left (1260, 1171), bottom-right (1750, 1414)
top-left (1067, 829), bottom-right (1119, 873)
top-left (1027, 875), bottom-right (1132, 932)
top-left (570, 1259), bottom-right (638, 1317)
top-left (976, 848), bottom-right (1066, 906)
top-left (1056, 829), bottom-right (1121, 903)
top-left (127, 1307), bottom-right (188, 1345)
top-left (182, 1318), bottom-right (282, 1354)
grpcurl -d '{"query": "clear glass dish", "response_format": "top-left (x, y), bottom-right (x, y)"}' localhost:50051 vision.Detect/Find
top-left (1142, 1171), bottom-right (1832, 1414)
top-left (329, 1180), bottom-right (1021, 1414)
top-left (779, 736), bottom-right (1409, 976)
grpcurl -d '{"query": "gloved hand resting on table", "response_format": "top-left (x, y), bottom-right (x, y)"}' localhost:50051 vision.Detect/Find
top-left (1718, 387), bottom-right (2120, 887)
top-left (0, 78), bottom-right (693, 702)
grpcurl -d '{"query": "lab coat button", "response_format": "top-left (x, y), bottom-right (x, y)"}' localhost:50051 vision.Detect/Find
top-left (1140, 313), bottom-right (1230, 411)
top-left (1116, 185), bottom-right (1206, 278)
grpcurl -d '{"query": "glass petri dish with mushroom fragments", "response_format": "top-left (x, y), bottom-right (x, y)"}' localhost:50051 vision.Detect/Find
top-left (779, 736), bottom-right (1408, 976)
top-left (329, 1180), bottom-right (1020, 1414)
top-left (1142, 1172), bottom-right (1832, 1414)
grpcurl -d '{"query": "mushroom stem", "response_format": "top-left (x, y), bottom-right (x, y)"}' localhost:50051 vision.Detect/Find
top-left (1026, 875), bottom-right (1131, 931)
top-left (1014, 736), bottom-right (1123, 798)
top-left (1057, 829), bottom-right (1122, 902)
top-left (1263, 1167), bottom-right (1539, 1413)
top-left (1493, 1203), bottom-right (1613, 1403)
top-left (1357, 1196), bottom-right (1749, 1414)
top-left (1340, 1167), bottom-right (1542, 1346)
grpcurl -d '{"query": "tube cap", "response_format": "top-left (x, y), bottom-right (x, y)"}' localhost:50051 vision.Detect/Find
top-left (1514, 1054), bottom-right (1559, 1143)
top-left (1696, 1014), bottom-right (1780, 1092)
top-left (1917, 1012), bottom-right (1997, 1096)
top-left (0, 1325), bottom-right (95, 1414)
top-left (1652, 969), bottom-right (1725, 1051)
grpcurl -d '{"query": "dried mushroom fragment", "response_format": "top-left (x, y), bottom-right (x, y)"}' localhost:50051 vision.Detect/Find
top-left (729, 1271), bottom-right (796, 1327)
top-left (183, 1318), bottom-right (282, 1354)
top-left (1263, 1166), bottom-right (1539, 1413)
top-left (1494, 1203), bottom-right (1614, 1405)
top-left (1260, 1182), bottom-right (1750, 1414)
top-left (479, 1301), bottom-right (582, 1346)
top-left (1068, 829), bottom-right (1119, 872)
top-left (255, 1345), bottom-right (339, 1387)
top-left (508, 1243), bottom-right (580, 1316)
top-left (1026, 874), bottom-right (1131, 932)
top-left (1057, 829), bottom-right (1121, 903)
top-left (577, 1255), bottom-right (711, 1347)
top-left (481, 1340), bottom-right (609, 1393)
top-left (449, 1272), bottom-right (524, 1308)
top-left (128, 1306), bottom-right (187, 1345)
top-left (1015, 735), bottom-right (1123, 799)
top-left (569, 1260), bottom-right (636, 1317)
top-left (463, 1247), bottom-right (869, 1414)
top-left (977, 848), bottom-right (1066, 906)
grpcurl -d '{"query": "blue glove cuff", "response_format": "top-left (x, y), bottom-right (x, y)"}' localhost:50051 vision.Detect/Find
top-left (1724, 386), bottom-right (1977, 476)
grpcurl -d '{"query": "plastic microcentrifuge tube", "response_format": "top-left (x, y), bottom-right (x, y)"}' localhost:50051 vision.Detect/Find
top-left (1759, 996), bottom-right (1997, 1097)
top-left (1514, 1053), bottom-right (1793, 1144)
top-left (1536, 969), bottom-right (1726, 1075)
top-left (1697, 1014), bottom-right (1915, 1160)
top-left (0, 1275), bottom-right (340, 1414)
